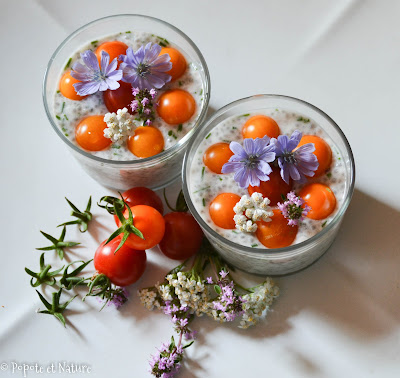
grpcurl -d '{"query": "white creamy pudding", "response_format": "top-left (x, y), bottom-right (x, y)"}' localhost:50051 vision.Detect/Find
top-left (188, 109), bottom-right (346, 249)
top-left (53, 31), bottom-right (205, 161)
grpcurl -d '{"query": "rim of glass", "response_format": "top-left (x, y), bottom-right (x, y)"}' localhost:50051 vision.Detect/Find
top-left (43, 14), bottom-right (211, 166)
top-left (182, 94), bottom-right (356, 258)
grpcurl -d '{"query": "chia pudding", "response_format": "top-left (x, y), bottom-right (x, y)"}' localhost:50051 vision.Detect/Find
top-left (44, 17), bottom-right (210, 190)
top-left (53, 31), bottom-right (205, 160)
top-left (188, 109), bottom-right (346, 249)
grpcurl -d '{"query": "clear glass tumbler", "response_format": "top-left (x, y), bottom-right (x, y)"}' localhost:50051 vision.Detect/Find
top-left (43, 14), bottom-right (210, 190)
top-left (183, 95), bottom-right (355, 275)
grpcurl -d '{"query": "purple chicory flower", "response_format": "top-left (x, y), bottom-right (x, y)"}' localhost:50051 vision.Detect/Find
top-left (206, 277), bottom-right (213, 284)
top-left (221, 136), bottom-right (276, 188)
top-left (70, 50), bottom-right (122, 96)
top-left (119, 43), bottom-right (172, 90)
top-left (271, 130), bottom-right (319, 184)
top-left (277, 191), bottom-right (311, 226)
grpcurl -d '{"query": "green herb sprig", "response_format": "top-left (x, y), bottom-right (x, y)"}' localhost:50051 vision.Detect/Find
top-left (58, 196), bottom-right (92, 233)
top-left (36, 226), bottom-right (80, 260)
top-left (36, 288), bottom-right (77, 327)
top-left (25, 253), bottom-right (64, 287)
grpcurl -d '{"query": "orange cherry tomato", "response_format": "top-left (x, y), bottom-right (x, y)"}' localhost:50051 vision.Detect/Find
top-left (103, 81), bottom-right (135, 113)
top-left (256, 209), bottom-right (298, 248)
top-left (160, 47), bottom-right (187, 81)
top-left (75, 115), bottom-right (111, 151)
top-left (127, 126), bottom-right (164, 158)
top-left (113, 187), bottom-right (164, 225)
top-left (209, 193), bottom-right (241, 229)
top-left (297, 135), bottom-right (332, 177)
top-left (59, 71), bottom-right (87, 101)
top-left (116, 205), bottom-right (165, 250)
top-left (157, 89), bottom-right (196, 125)
top-left (299, 183), bottom-right (336, 220)
top-left (203, 143), bottom-right (233, 174)
top-left (248, 167), bottom-right (293, 206)
top-left (242, 115), bottom-right (280, 139)
top-left (95, 41), bottom-right (128, 64)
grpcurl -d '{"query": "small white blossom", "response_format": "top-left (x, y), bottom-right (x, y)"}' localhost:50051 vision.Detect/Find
top-left (103, 107), bottom-right (136, 143)
top-left (233, 193), bottom-right (274, 233)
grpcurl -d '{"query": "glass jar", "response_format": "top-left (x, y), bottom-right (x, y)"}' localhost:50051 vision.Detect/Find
top-left (182, 95), bottom-right (355, 275)
top-left (43, 14), bottom-right (210, 190)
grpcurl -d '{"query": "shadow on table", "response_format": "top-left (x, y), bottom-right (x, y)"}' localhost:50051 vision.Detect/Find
top-left (254, 188), bottom-right (400, 338)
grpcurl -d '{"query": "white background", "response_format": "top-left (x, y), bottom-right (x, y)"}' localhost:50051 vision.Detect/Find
top-left (1, 0), bottom-right (400, 377)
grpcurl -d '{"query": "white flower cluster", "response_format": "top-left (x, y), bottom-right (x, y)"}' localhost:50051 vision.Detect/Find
top-left (239, 278), bottom-right (280, 329)
top-left (137, 287), bottom-right (162, 311)
top-left (233, 193), bottom-right (274, 233)
top-left (103, 107), bottom-right (136, 143)
top-left (165, 272), bottom-right (212, 316)
top-left (138, 272), bottom-right (280, 328)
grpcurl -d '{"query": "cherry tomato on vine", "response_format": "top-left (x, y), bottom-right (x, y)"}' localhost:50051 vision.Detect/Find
top-left (116, 205), bottom-right (165, 250)
top-left (94, 237), bottom-right (146, 286)
top-left (113, 187), bottom-right (164, 225)
top-left (159, 212), bottom-right (203, 260)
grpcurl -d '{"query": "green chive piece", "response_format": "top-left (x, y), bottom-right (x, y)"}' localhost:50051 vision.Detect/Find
top-left (64, 58), bottom-right (72, 70)
top-left (64, 114), bottom-right (68, 120)
top-left (56, 115), bottom-right (61, 120)
top-left (205, 133), bottom-right (211, 139)
top-left (91, 40), bottom-right (98, 45)
top-left (178, 124), bottom-right (183, 132)
top-left (202, 198), bottom-right (206, 207)
top-left (322, 221), bottom-right (327, 228)
top-left (251, 244), bottom-right (258, 248)
top-left (201, 166), bottom-right (205, 178)
top-left (194, 186), bottom-right (210, 194)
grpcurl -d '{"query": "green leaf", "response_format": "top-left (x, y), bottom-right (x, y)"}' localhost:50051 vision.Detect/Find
top-left (214, 285), bottom-right (222, 294)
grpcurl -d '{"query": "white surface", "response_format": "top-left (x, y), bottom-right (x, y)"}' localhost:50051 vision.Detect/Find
top-left (1, 0), bottom-right (400, 377)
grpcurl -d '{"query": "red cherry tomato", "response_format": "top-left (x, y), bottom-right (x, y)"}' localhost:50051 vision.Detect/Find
top-left (94, 237), bottom-right (146, 286)
top-left (248, 167), bottom-right (293, 206)
top-left (113, 187), bottom-right (164, 224)
top-left (116, 205), bottom-right (165, 250)
top-left (103, 81), bottom-right (135, 113)
top-left (159, 212), bottom-right (203, 260)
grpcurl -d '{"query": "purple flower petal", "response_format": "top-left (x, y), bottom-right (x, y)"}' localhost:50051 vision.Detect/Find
top-left (118, 43), bottom-right (172, 89)
top-left (70, 49), bottom-right (122, 96)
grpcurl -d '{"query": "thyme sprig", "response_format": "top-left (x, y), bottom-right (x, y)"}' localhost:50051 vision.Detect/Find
top-left (58, 196), bottom-right (92, 232)
top-left (25, 253), bottom-right (64, 287)
top-left (36, 226), bottom-right (80, 260)
top-left (104, 194), bottom-right (144, 253)
top-left (36, 288), bottom-right (77, 327)
top-left (84, 273), bottom-right (128, 310)
top-left (60, 259), bottom-right (93, 290)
